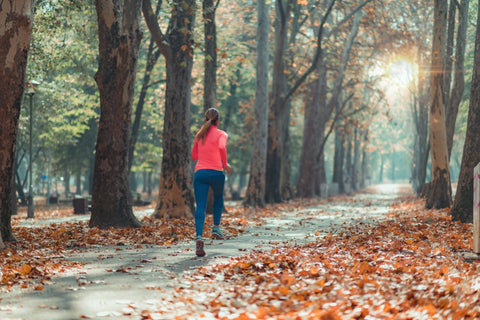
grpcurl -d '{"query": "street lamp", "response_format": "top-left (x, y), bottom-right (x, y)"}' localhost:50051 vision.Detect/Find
top-left (25, 80), bottom-right (39, 219)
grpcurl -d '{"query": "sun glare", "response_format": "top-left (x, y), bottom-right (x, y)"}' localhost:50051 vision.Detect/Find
top-left (368, 57), bottom-right (418, 98)
top-left (386, 59), bottom-right (417, 88)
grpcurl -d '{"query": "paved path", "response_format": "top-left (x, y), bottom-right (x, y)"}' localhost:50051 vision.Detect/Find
top-left (0, 184), bottom-right (409, 320)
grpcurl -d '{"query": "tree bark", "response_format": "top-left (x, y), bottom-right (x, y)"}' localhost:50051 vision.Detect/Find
top-left (202, 0), bottom-right (220, 214)
top-left (352, 126), bottom-right (361, 191)
top-left (90, 0), bottom-right (142, 228)
top-left (360, 130), bottom-right (369, 188)
top-left (346, 129), bottom-right (353, 191)
top-left (442, 0), bottom-right (456, 111)
top-left (265, 0), bottom-right (290, 204)
top-left (451, 2), bottom-right (480, 223)
top-left (0, 0), bottom-right (36, 249)
top-left (296, 69), bottom-right (323, 198)
top-left (203, 0), bottom-right (218, 109)
top-left (244, 0), bottom-right (269, 207)
top-left (446, 0), bottom-right (469, 159)
top-left (410, 47), bottom-right (430, 195)
top-left (332, 126), bottom-right (345, 193)
top-left (143, 0), bottom-right (196, 218)
top-left (280, 104), bottom-right (293, 200)
top-left (426, 0), bottom-right (452, 209)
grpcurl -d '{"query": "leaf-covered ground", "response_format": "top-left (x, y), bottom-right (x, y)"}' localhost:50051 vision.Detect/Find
top-left (2, 200), bottom-right (282, 292)
top-left (2, 186), bottom-right (480, 319)
top-left (159, 197), bottom-right (480, 320)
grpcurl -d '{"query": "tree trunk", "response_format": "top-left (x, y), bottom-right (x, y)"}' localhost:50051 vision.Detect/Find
top-left (360, 130), bottom-right (369, 188)
top-left (446, 0), bottom-right (469, 159)
top-left (90, 0), bottom-right (142, 228)
top-left (346, 130), bottom-right (353, 192)
top-left (426, 0), bottom-right (452, 209)
top-left (0, 0), bottom-right (36, 249)
top-left (202, 0), bottom-right (220, 214)
top-left (280, 100), bottom-right (293, 200)
top-left (75, 172), bottom-right (82, 194)
top-left (296, 71), bottom-right (323, 198)
top-left (297, 52), bottom-right (329, 198)
top-left (142, 0), bottom-right (196, 218)
top-left (352, 126), bottom-right (361, 191)
top-left (313, 75), bottom-right (329, 195)
top-left (203, 0), bottom-right (217, 109)
top-left (147, 171), bottom-right (152, 197)
top-left (411, 48), bottom-right (430, 195)
top-left (245, 0), bottom-right (269, 207)
top-left (442, 0), bottom-right (456, 111)
top-left (128, 33), bottom-right (161, 174)
top-left (265, 0), bottom-right (289, 204)
top-left (451, 3), bottom-right (480, 223)
top-left (332, 127), bottom-right (345, 193)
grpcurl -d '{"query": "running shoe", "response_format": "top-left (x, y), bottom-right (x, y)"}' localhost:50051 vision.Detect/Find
top-left (196, 239), bottom-right (205, 257)
top-left (211, 226), bottom-right (225, 240)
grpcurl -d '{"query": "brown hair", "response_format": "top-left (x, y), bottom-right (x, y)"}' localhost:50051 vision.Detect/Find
top-left (195, 108), bottom-right (219, 143)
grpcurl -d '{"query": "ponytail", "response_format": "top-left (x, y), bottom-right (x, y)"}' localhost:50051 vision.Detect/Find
top-left (195, 108), bottom-right (220, 143)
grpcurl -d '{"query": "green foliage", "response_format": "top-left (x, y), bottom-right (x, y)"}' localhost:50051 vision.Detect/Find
top-left (14, 0), bottom-right (475, 198)
top-left (19, 0), bottom-right (98, 190)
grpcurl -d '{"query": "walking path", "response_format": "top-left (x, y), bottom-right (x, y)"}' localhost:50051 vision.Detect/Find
top-left (0, 184), bottom-right (410, 320)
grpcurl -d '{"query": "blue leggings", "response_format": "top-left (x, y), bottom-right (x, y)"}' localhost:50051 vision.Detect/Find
top-left (194, 170), bottom-right (225, 238)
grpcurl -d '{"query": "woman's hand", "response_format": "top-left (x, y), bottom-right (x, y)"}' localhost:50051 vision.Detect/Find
top-left (224, 163), bottom-right (232, 174)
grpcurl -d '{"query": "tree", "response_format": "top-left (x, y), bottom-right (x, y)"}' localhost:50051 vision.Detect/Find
top-left (425, 0), bottom-right (452, 209)
top-left (265, 0), bottom-right (290, 203)
top-left (451, 2), bottom-right (480, 223)
top-left (142, 0), bottom-right (196, 218)
top-left (128, 21), bottom-right (162, 176)
top-left (297, 6), bottom-right (363, 197)
top-left (265, 0), bottom-right (335, 203)
top-left (244, 0), bottom-right (269, 207)
top-left (0, 0), bottom-right (36, 250)
top-left (445, 0), bottom-right (469, 159)
top-left (391, 1), bottom-right (433, 195)
top-left (23, 0), bottom-right (99, 198)
top-left (203, 0), bottom-right (219, 109)
top-left (89, 0), bottom-right (142, 228)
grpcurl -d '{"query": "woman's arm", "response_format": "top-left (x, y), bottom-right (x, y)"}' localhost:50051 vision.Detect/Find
top-left (192, 140), bottom-right (198, 161)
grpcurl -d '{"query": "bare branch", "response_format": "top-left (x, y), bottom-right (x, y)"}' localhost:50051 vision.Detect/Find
top-left (285, 0), bottom-right (336, 102)
top-left (142, 0), bottom-right (172, 62)
top-left (327, 0), bottom-right (374, 37)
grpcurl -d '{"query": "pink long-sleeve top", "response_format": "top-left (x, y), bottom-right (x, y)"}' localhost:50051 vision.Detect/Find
top-left (192, 126), bottom-right (228, 172)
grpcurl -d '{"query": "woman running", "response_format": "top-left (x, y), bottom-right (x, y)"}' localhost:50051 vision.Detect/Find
top-left (192, 108), bottom-right (231, 257)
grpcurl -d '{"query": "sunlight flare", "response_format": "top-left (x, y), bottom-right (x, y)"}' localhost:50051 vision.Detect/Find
top-left (386, 58), bottom-right (417, 88)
